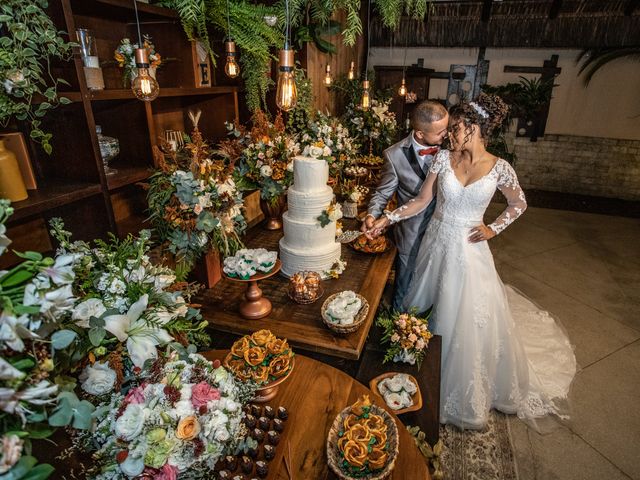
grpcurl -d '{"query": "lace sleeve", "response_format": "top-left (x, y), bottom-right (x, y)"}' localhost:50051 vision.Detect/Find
top-left (384, 171), bottom-right (438, 224)
top-left (488, 160), bottom-right (527, 235)
top-left (428, 149), bottom-right (448, 175)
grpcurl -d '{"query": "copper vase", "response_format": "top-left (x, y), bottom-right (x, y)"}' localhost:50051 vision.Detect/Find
top-left (259, 194), bottom-right (286, 230)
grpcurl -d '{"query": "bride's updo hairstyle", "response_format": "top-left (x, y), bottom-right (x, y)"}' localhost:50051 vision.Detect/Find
top-left (449, 93), bottom-right (509, 149)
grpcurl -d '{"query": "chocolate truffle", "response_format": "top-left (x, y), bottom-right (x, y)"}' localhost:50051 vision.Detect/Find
top-left (255, 461), bottom-right (268, 478)
top-left (258, 416), bottom-right (270, 431)
top-left (251, 428), bottom-right (265, 443)
top-left (273, 418), bottom-right (284, 432)
top-left (240, 456), bottom-right (253, 474)
top-left (264, 406), bottom-right (275, 419)
top-left (277, 406), bottom-right (288, 420)
top-left (267, 430), bottom-right (280, 446)
top-left (263, 444), bottom-right (276, 460)
top-left (244, 414), bottom-right (257, 429)
top-left (225, 455), bottom-right (237, 471)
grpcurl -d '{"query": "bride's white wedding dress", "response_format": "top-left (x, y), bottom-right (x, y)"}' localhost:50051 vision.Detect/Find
top-left (387, 150), bottom-right (576, 430)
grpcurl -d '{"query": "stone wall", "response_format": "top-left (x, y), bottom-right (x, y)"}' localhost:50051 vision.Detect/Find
top-left (509, 132), bottom-right (640, 201)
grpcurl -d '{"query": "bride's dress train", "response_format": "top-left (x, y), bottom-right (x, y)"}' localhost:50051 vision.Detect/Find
top-left (400, 151), bottom-right (576, 429)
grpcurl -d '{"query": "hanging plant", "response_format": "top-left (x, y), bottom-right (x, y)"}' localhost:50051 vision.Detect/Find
top-left (0, 0), bottom-right (74, 154)
top-left (160, 0), bottom-right (283, 112)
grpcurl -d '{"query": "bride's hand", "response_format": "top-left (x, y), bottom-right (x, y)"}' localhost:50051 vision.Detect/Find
top-left (367, 217), bottom-right (390, 238)
top-left (469, 224), bottom-right (496, 243)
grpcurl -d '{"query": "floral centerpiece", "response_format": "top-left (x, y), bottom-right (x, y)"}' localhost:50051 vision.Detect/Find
top-left (85, 350), bottom-right (253, 479)
top-left (232, 111), bottom-right (300, 204)
top-left (114, 35), bottom-right (162, 87)
top-left (376, 309), bottom-right (433, 367)
top-left (147, 110), bottom-right (246, 280)
top-left (298, 111), bottom-right (358, 183)
top-left (224, 330), bottom-right (294, 386)
top-left (345, 98), bottom-right (397, 157)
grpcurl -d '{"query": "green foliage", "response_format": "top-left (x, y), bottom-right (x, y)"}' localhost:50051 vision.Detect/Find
top-left (48, 391), bottom-right (95, 430)
top-left (0, 0), bottom-right (75, 154)
top-left (286, 63), bottom-right (314, 133)
top-left (482, 76), bottom-right (555, 122)
top-left (160, 0), bottom-right (282, 112)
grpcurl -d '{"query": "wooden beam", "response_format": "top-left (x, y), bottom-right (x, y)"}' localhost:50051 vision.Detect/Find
top-left (481, 0), bottom-right (492, 22)
top-left (549, 0), bottom-right (563, 19)
top-left (624, 0), bottom-right (639, 16)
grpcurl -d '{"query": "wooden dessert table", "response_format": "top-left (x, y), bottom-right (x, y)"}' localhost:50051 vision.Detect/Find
top-left (198, 219), bottom-right (396, 360)
top-left (202, 350), bottom-right (431, 480)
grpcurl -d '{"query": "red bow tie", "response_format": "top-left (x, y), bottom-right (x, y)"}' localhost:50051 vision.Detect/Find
top-left (418, 146), bottom-right (439, 156)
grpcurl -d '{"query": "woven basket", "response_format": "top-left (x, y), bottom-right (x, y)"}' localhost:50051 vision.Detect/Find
top-left (326, 404), bottom-right (399, 480)
top-left (321, 293), bottom-right (369, 334)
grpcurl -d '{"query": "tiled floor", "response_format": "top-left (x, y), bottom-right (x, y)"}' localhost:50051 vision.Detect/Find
top-left (485, 204), bottom-right (640, 480)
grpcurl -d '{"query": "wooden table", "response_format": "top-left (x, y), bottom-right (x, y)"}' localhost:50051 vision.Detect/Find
top-left (203, 350), bottom-right (431, 480)
top-left (198, 220), bottom-right (396, 360)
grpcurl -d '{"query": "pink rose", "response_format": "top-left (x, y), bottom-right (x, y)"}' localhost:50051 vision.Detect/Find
top-left (124, 384), bottom-right (146, 404)
top-left (390, 333), bottom-right (400, 343)
top-left (191, 382), bottom-right (220, 408)
top-left (416, 339), bottom-right (425, 350)
top-left (408, 333), bottom-right (418, 343)
top-left (397, 318), bottom-right (407, 329)
top-left (155, 464), bottom-right (178, 480)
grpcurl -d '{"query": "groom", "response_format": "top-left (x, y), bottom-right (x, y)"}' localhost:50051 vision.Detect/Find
top-left (362, 100), bottom-right (449, 311)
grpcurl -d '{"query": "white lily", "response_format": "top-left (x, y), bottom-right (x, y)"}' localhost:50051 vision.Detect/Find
top-left (0, 358), bottom-right (25, 381)
top-left (0, 313), bottom-right (39, 352)
top-left (103, 294), bottom-right (173, 368)
top-left (0, 224), bottom-right (11, 256)
top-left (23, 283), bottom-right (75, 319)
top-left (43, 253), bottom-right (78, 285)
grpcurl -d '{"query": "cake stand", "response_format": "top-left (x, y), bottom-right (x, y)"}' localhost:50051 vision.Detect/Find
top-left (224, 260), bottom-right (281, 320)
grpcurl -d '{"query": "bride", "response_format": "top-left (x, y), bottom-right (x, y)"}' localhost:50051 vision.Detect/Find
top-left (369, 93), bottom-right (576, 430)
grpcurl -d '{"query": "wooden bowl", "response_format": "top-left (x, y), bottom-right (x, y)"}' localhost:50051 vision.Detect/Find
top-left (321, 292), bottom-right (369, 334)
top-left (326, 404), bottom-right (399, 480)
top-left (369, 372), bottom-right (423, 415)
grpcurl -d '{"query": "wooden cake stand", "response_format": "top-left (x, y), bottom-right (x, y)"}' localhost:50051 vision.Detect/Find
top-left (224, 260), bottom-right (281, 320)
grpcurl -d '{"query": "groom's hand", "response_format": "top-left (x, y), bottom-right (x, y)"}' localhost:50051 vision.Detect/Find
top-left (469, 224), bottom-right (496, 243)
top-left (361, 214), bottom-right (376, 233)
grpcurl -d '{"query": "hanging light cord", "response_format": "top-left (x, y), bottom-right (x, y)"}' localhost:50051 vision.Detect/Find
top-left (226, 0), bottom-right (232, 41)
top-left (133, 0), bottom-right (142, 47)
top-left (365, 0), bottom-right (371, 80)
top-left (402, 28), bottom-right (408, 76)
top-left (284, 0), bottom-right (290, 48)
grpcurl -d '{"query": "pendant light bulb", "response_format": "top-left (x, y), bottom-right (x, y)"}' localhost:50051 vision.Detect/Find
top-left (224, 40), bottom-right (240, 78)
top-left (361, 79), bottom-right (371, 110)
top-left (398, 76), bottom-right (407, 96)
top-left (131, 48), bottom-right (159, 101)
top-left (276, 46), bottom-right (297, 111)
top-left (348, 61), bottom-right (355, 80)
top-left (324, 64), bottom-right (332, 86)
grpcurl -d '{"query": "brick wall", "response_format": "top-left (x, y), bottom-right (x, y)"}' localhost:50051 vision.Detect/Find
top-left (508, 132), bottom-right (640, 201)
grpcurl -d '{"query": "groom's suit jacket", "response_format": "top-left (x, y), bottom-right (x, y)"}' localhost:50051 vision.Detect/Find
top-left (367, 134), bottom-right (437, 258)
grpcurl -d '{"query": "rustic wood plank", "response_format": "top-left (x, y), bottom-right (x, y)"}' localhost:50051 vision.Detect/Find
top-left (198, 219), bottom-right (396, 360)
top-left (202, 351), bottom-right (431, 480)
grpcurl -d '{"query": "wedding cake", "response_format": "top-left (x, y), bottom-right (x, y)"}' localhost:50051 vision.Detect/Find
top-left (279, 156), bottom-right (341, 277)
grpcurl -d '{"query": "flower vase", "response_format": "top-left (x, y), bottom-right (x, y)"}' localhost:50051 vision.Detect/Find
top-left (260, 194), bottom-right (286, 230)
top-left (193, 249), bottom-right (222, 289)
top-left (342, 200), bottom-right (358, 219)
top-left (393, 348), bottom-right (417, 365)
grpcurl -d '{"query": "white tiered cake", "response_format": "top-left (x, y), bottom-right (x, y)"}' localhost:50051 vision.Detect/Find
top-left (279, 156), bottom-right (341, 278)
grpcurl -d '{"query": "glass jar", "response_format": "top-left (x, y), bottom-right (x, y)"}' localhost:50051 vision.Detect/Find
top-left (96, 125), bottom-right (119, 175)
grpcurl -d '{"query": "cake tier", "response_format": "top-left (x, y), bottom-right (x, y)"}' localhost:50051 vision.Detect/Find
top-left (281, 211), bottom-right (336, 250)
top-left (293, 155), bottom-right (329, 192)
top-left (286, 186), bottom-right (334, 221)
top-left (279, 239), bottom-right (341, 278)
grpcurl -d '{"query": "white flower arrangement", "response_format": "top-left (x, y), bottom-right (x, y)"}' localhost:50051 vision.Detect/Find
top-left (325, 291), bottom-right (362, 325)
top-left (223, 249), bottom-right (278, 280)
top-left (377, 373), bottom-right (417, 410)
top-left (88, 352), bottom-right (251, 479)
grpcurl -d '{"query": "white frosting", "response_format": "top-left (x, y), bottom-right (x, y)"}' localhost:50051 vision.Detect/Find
top-left (279, 155), bottom-right (342, 278)
top-left (279, 240), bottom-right (341, 278)
top-left (281, 212), bottom-right (337, 250)
top-left (286, 186), bottom-right (334, 221)
top-left (292, 156), bottom-right (329, 192)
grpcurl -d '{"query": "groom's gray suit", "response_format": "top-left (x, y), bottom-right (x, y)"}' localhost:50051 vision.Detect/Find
top-left (367, 133), bottom-right (438, 311)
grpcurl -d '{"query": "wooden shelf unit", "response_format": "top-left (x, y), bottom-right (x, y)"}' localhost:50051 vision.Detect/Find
top-left (1, 0), bottom-right (240, 264)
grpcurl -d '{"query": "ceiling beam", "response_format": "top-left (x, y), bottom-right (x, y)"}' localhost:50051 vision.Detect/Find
top-left (624, 0), bottom-right (639, 16)
top-left (549, 0), bottom-right (563, 19)
top-left (481, 0), bottom-right (493, 22)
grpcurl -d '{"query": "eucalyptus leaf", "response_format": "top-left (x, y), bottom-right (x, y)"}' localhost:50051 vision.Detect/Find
top-left (50, 329), bottom-right (77, 349)
top-left (88, 327), bottom-right (106, 347)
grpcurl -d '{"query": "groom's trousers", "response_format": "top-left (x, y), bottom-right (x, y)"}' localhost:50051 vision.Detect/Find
top-left (392, 198), bottom-right (437, 311)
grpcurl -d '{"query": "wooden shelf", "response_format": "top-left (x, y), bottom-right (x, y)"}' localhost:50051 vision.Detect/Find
top-left (70, 0), bottom-right (179, 21)
top-left (116, 212), bottom-right (149, 238)
top-left (9, 182), bottom-right (103, 222)
top-left (88, 86), bottom-right (238, 101)
top-left (106, 164), bottom-right (152, 191)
